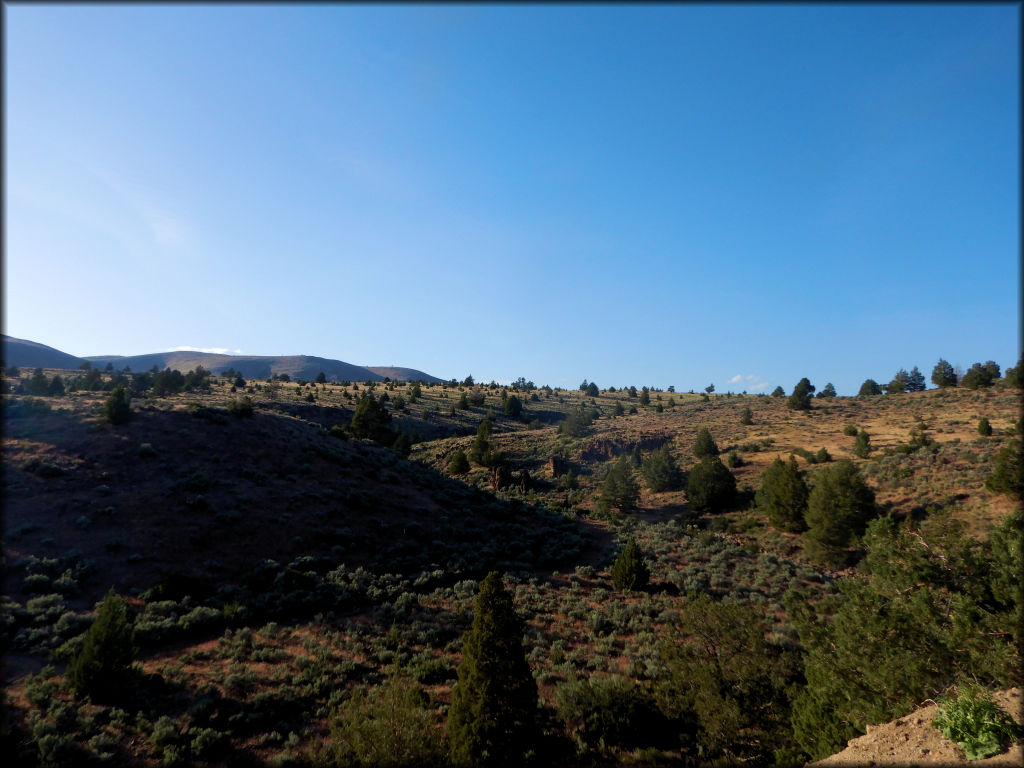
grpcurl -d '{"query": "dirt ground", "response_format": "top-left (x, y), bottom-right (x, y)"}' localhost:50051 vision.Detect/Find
top-left (810, 688), bottom-right (1023, 767)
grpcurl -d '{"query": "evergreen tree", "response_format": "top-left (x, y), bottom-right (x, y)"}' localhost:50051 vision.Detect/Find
top-left (977, 417), bottom-right (993, 437)
top-left (686, 456), bottom-right (737, 514)
top-left (757, 456), bottom-right (809, 532)
top-left (315, 371), bottom-right (327, 384)
top-left (639, 387), bottom-right (651, 406)
top-left (1004, 357), bottom-right (1023, 388)
top-left (739, 406), bottom-right (753, 425)
top-left (25, 367), bottom-right (49, 396)
top-left (68, 589), bottom-right (136, 702)
top-left (641, 445), bottom-right (683, 492)
top-left (448, 572), bottom-right (539, 767)
top-left (596, 456), bottom-right (640, 515)
top-left (350, 393), bottom-right (394, 443)
top-left (885, 369), bottom-right (909, 394)
top-left (447, 449), bottom-right (470, 475)
top-left (102, 385), bottom-right (132, 425)
top-left (770, 386), bottom-right (785, 397)
top-left (858, 379), bottom-right (882, 397)
top-left (611, 538), bottom-right (650, 592)
top-left (48, 375), bottom-right (65, 396)
top-left (788, 513), bottom-right (1021, 760)
top-left (787, 378), bottom-right (815, 410)
top-left (802, 460), bottom-right (876, 566)
top-left (457, 392), bottom-right (470, 410)
top-left (960, 362), bottom-right (999, 390)
top-left (853, 429), bottom-right (871, 458)
top-left (985, 440), bottom-right (1023, 496)
top-left (931, 358), bottom-right (957, 388)
top-left (693, 427), bottom-right (719, 458)
top-left (502, 394), bottom-right (523, 419)
top-left (905, 366), bottom-right (926, 392)
top-left (817, 382), bottom-right (837, 398)
top-left (585, 382), bottom-right (599, 397)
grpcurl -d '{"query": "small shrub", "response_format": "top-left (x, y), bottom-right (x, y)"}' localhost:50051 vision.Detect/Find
top-left (843, 424), bottom-right (858, 437)
top-left (447, 450), bottom-right (470, 475)
top-left (977, 417), bottom-right (992, 437)
top-left (932, 686), bottom-right (1021, 760)
top-left (227, 396), bottom-right (254, 418)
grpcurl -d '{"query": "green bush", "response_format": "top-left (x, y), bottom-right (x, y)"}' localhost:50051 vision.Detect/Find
top-left (977, 417), bottom-right (992, 437)
top-left (227, 396), bottom-right (254, 418)
top-left (933, 686), bottom-right (1021, 760)
top-left (802, 460), bottom-right (876, 566)
top-left (843, 424), bottom-right (858, 437)
top-left (853, 429), bottom-right (871, 458)
top-left (740, 407), bottom-right (753, 425)
top-left (101, 385), bottom-right (132, 425)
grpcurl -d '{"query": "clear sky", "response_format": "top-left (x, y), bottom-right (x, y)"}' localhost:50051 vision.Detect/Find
top-left (5, 4), bottom-right (1019, 394)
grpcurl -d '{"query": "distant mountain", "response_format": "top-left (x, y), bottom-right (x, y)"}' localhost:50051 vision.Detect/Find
top-left (2, 336), bottom-right (444, 383)
top-left (2, 335), bottom-right (87, 371)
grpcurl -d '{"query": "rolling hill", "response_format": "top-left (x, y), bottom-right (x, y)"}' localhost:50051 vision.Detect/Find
top-left (1, 335), bottom-right (444, 383)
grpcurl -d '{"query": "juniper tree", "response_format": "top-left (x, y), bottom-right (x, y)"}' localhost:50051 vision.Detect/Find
top-left (102, 385), bottom-right (132, 425)
top-left (69, 589), bottom-right (136, 702)
top-left (596, 456), bottom-right (640, 515)
top-left (611, 538), bottom-right (650, 592)
top-left (931, 358), bottom-right (957, 388)
top-left (858, 379), bottom-right (882, 397)
top-left (740, 406), bottom-right (753, 425)
top-left (447, 449), bottom-right (470, 475)
top-left (641, 445), bottom-right (683, 492)
top-left (448, 572), bottom-right (539, 767)
top-left (818, 382), bottom-right (837, 398)
top-left (757, 456), bottom-right (809, 532)
top-left (686, 456), bottom-right (737, 514)
top-left (802, 460), bottom-right (876, 566)
top-left (693, 427), bottom-right (719, 458)
top-left (787, 378), bottom-right (815, 410)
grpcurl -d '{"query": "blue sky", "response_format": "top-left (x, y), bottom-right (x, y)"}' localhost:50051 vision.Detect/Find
top-left (5, 4), bottom-right (1019, 394)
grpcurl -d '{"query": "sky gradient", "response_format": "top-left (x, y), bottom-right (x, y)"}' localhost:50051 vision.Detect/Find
top-left (5, 4), bottom-right (1019, 394)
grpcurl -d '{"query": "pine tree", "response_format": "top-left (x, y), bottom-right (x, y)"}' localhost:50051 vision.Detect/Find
top-left (68, 589), bottom-right (136, 702)
top-left (817, 382), bottom-right (837, 398)
top-left (770, 386), bottom-right (785, 397)
top-left (905, 366), bottom-right (926, 392)
top-left (757, 456), bottom-right (809, 532)
top-left (448, 572), bottom-right (539, 767)
top-left (740, 406), bottom-right (753, 425)
top-left (977, 417), bottom-right (993, 437)
top-left (611, 538), bottom-right (650, 591)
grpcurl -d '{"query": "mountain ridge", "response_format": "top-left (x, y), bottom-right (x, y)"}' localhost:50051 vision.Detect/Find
top-left (1, 335), bottom-right (444, 383)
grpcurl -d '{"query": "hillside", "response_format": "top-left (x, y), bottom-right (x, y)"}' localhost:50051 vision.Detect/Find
top-left (1, 335), bottom-right (444, 383)
top-left (2, 368), bottom-right (1020, 766)
top-left (2, 335), bottom-right (86, 371)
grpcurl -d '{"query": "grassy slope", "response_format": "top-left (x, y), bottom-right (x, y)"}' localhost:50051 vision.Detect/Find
top-left (2, 370), bottom-right (1020, 765)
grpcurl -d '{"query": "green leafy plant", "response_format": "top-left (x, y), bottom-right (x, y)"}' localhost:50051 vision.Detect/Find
top-left (932, 686), bottom-right (1020, 760)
